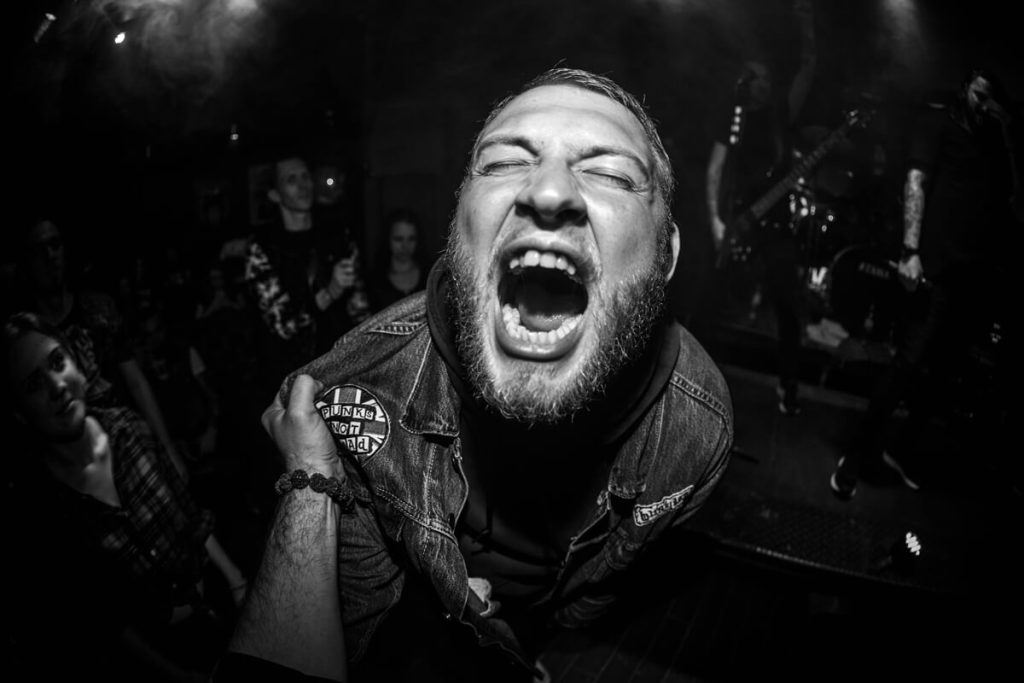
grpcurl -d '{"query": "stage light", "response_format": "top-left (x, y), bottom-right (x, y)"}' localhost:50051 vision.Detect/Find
top-left (114, 31), bottom-right (126, 45)
top-left (34, 13), bottom-right (56, 44)
top-left (229, 124), bottom-right (240, 142)
top-left (326, 178), bottom-right (335, 187)
top-left (228, 0), bottom-right (260, 14)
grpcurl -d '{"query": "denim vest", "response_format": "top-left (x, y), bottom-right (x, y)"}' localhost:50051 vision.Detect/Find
top-left (296, 292), bottom-right (733, 671)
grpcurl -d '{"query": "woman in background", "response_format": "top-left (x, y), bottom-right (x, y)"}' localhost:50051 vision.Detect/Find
top-left (368, 208), bottom-right (429, 312)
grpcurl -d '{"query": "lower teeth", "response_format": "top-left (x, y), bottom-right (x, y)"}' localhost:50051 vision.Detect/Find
top-left (502, 304), bottom-right (581, 345)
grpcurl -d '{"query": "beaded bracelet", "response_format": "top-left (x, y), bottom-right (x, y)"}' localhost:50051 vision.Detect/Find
top-left (275, 469), bottom-right (355, 512)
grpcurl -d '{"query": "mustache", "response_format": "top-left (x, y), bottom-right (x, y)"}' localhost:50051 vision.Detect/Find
top-left (444, 228), bottom-right (668, 425)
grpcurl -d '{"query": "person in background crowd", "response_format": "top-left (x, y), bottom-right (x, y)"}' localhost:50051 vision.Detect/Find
top-left (15, 218), bottom-right (191, 480)
top-left (243, 153), bottom-right (371, 399)
top-left (368, 208), bottom-right (430, 312)
top-left (3, 312), bottom-right (249, 682)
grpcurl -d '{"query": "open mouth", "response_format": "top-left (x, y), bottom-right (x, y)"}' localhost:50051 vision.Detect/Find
top-left (496, 248), bottom-right (589, 358)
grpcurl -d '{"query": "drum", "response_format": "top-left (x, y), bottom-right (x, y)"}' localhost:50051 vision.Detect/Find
top-left (790, 193), bottom-right (857, 270)
top-left (825, 244), bottom-right (901, 341)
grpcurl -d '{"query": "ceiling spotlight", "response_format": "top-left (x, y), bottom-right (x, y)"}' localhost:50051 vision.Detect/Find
top-left (34, 13), bottom-right (57, 44)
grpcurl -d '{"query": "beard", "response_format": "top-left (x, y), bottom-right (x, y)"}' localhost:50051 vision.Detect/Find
top-left (445, 227), bottom-right (669, 427)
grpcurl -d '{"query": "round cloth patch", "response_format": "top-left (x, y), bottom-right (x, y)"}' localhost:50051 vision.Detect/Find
top-left (315, 384), bottom-right (391, 460)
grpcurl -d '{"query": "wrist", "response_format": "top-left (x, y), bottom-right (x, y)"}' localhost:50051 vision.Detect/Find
top-left (275, 468), bottom-right (354, 512)
top-left (900, 244), bottom-right (919, 260)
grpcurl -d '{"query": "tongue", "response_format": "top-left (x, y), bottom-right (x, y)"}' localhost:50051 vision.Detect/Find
top-left (516, 280), bottom-right (578, 332)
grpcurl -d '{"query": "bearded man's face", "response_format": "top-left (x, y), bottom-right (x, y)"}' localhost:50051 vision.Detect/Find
top-left (447, 84), bottom-right (679, 425)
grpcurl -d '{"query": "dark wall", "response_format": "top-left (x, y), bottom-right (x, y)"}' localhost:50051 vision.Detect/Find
top-left (5, 0), bottom-right (1019, 319)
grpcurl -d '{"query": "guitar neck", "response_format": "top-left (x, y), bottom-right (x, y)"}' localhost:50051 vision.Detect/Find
top-left (748, 123), bottom-right (852, 221)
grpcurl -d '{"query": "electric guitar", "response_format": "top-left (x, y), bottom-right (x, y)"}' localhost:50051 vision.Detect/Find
top-left (716, 107), bottom-right (874, 268)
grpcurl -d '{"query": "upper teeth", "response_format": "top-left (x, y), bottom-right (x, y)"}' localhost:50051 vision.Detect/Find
top-left (509, 249), bottom-right (577, 277)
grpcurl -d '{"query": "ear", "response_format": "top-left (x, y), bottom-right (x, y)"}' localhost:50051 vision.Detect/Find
top-left (664, 221), bottom-right (681, 282)
top-left (268, 188), bottom-right (281, 205)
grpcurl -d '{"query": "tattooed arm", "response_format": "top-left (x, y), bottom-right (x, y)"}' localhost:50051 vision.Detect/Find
top-left (706, 141), bottom-right (729, 249)
top-left (898, 168), bottom-right (927, 290)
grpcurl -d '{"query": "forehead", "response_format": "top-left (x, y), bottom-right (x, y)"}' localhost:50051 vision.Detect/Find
top-left (8, 331), bottom-right (58, 383)
top-left (480, 84), bottom-right (650, 156)
top-left (391, 220), bottom-right (417, 235)
top-left (276, 158), bottom-right (309, 179)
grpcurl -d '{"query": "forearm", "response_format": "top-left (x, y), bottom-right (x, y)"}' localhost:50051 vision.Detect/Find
top-left (903, 169), bottom-right (926, 249)
top-left (706, 143), bottom-right (727, 222)
top-left (246, 243), bottom-right (313, 339)
top-left (229, 488), bottom-right (346, 682)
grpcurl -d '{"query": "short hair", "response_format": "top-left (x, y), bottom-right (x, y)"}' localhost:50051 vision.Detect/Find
top-left (959, 67), bottom-right (1008, 103)
top-left (253, 144), bottom-right (310, 186)
top-left (467, 67), bottom-right (676, 222)
top-left (272, 153), bottom-right (310, 180)
top-left (950, 66), bottom-right (1010, 128)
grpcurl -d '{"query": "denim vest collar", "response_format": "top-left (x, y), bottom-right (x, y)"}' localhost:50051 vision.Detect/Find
top-left (397, 332), bottom-right (655, 509)
top-left (399, 332), bottom-right (462, 440)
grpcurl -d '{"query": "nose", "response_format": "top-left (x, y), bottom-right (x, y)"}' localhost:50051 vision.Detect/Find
top-left (514, 161), bottom-right (587, 228)
top-left (45, 371), bottom-right (67, 400)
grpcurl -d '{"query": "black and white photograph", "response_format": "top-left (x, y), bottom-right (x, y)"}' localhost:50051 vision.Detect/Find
top-left (2, 1), bottom-right (1019, 681)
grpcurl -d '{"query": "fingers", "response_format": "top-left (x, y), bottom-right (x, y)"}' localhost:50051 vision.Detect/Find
top-left (262, 374), bottom-right (323, 433)
top-left (288, 374), bottom-right (324, 413)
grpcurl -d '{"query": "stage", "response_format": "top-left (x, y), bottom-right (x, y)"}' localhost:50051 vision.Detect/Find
top-left (538, 315), bottom-right (1019, 682)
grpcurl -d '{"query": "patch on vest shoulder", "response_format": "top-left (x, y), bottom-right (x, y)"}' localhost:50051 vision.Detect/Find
top-left (316, 384), bottom-right (390, 460)
top-left (633, 485), bottom-right (694, 527)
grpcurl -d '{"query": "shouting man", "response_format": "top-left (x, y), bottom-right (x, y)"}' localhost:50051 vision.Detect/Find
top-left (222, 68), bottom-right (734, 683)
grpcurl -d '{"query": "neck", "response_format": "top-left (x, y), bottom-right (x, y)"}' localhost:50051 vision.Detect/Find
top-left (45, 415), bottom-right (105, 472)
top-left (391, 256), bottom-right (416, 272)
top-left (280, 208), bottom-right (313, 233)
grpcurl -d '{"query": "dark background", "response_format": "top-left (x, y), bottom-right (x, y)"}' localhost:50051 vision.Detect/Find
top-left (3, 0), bottom-right (1019, 321)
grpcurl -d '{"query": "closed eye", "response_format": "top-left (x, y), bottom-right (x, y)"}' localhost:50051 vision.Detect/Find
top-left (581, 168), bottom-right (639, 191)
top-left (478, 159), bottom-right (532, 176)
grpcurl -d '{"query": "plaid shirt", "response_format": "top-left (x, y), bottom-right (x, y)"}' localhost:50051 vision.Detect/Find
top-left (49, 406), bottom-right (215, 607)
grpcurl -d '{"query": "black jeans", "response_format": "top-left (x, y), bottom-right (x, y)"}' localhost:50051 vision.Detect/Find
top-left (839, 264), bottom-right (1003, 481)
top-left (760, 235), bottom-right (804, 388)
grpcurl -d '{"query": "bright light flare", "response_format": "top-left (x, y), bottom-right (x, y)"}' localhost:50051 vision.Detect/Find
top-left (114, 31), bottom-right (127, 44)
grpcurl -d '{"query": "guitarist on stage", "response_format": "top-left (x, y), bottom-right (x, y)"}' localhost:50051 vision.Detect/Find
top-left (705, 0), bottom-right (817, 415)
top-left (830, 68), bottom-right (1021, 499)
